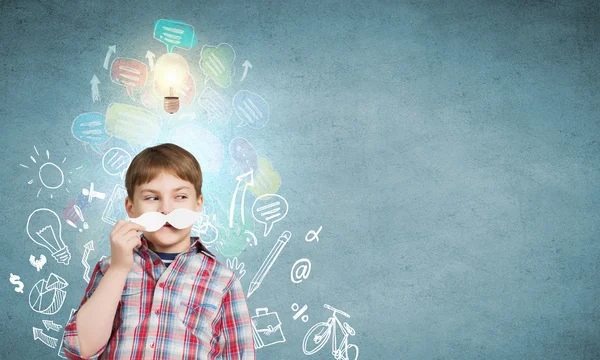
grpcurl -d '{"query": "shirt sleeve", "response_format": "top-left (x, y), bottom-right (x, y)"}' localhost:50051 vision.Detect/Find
top-left (218, 274), bottom-right (256, 359)
top-left (61, 259), bottom-right (120, 360)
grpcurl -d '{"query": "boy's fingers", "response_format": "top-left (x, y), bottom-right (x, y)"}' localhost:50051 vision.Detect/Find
top-left (133, 236), bottom-right (142, 249)
top-left (128, 235), bottom-right (143, 251)
top-left (110, 220), bottom-right (127, 237)
top-left (125, 232), bottom-right (140, 245)
top-left (116, 222), bottom-right (146, 238)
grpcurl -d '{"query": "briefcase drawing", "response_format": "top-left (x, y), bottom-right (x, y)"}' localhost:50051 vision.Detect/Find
top-left (251, 308), bottom-right (286, 349)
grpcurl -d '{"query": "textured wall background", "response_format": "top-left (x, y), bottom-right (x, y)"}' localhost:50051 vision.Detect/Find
top-left (0, 0), bottom-right (598, 359)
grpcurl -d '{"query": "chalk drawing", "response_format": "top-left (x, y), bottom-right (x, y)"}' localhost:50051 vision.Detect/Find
top-left (29, 273), bottom-right (68, 315)
top-left (20, 145), bottom-right (70, 199)
top-left (26, 208), bottom-right (71, 265)
top-left (251, 308), bottom-right (286, 349)
top-left (248, 231), bottom-right (291, 297)
top-left (29, 255), bottom-right (47, 272)
top-left (290, 258), bottom-right (312, 284)
top-left (252, 194), bottom-right (289, 237)
top-left (303, 304), bottom-right (359, 360)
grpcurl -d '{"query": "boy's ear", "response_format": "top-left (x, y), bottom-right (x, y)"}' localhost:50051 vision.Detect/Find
top-left (196, 194), bottom-right (204, 211)
top-left (124, 197), bottom-right (134, 217)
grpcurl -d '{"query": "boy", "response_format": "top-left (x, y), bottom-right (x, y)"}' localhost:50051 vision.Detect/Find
top-left (62, 143), bottom-right (255, 359)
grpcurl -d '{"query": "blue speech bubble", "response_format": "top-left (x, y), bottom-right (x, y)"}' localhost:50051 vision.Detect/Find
top-left (232, 90), bottom-right (269, 129)
top-left (71, 112), bottom-right (111, 154)
top-left (229, 137), bottom-right (258, 174)
top-left (153, 19), bottom-right (197, 53)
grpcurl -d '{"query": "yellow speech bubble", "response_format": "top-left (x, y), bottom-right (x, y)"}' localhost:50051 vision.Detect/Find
top-left (105, 103), bottom-right (161, 147)
top-left (249, 156), bottom-right (281, 198)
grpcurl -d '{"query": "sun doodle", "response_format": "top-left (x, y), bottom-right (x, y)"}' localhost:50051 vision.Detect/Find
top-left (20, 145), bottom-right (74, 199)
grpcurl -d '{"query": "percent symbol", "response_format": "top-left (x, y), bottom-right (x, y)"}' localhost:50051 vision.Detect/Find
top-left (291, 303), bottom-right (309, 322)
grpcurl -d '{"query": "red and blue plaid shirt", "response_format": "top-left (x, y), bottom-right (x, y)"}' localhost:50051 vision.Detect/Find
top-left (62, 235), bottom-right (255, 359)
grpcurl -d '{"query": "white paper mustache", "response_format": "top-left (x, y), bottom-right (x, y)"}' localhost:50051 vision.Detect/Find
top-left (129, 208), bottom-right (203, 232)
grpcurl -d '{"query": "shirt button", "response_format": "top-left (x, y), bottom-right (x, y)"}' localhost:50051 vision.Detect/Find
top-left (123, 285), bottom-right (127, 290)
top-left (159, 282), bottom-right (165, 288)
top-left (155, 308), bottom-right (160, 315)
top-left (150, 343), bottom-right (155, 348)
top-left (153, 259), bottom-right (161, 265)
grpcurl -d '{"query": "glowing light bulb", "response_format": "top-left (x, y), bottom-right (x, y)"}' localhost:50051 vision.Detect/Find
top-left (154, 53), bottom-right (190, 114)
top-left (26, 208), bottom-right (71, 265)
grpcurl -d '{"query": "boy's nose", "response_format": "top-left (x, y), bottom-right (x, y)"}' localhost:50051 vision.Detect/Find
top-left (158, 201), bottom-right (173, 214)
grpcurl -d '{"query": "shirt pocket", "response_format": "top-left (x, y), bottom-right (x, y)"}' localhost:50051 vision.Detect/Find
top-left (177, 276), bottom-right (222, 342)
top-left (120, 270), bottom-right (144, 332)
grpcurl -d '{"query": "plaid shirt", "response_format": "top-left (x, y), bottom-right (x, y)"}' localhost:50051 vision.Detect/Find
top-left (62, 235), bottom-right (255, 359)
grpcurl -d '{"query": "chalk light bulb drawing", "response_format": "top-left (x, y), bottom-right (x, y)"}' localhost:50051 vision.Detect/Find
top-left (26, 208), bottom-right (71, 265)
top-left (154, 53), bottom-right (190, 114)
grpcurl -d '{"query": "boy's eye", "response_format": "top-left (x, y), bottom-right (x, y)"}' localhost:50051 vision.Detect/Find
top-left (143, 195), bottom-right (187, 200)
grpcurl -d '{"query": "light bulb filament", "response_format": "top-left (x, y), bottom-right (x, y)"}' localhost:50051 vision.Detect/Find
top-left (36, 225), bottom-right (58, 252)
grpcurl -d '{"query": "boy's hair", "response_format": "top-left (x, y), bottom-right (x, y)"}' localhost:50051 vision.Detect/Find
top-left (125, 143), bottom-right (203, 201)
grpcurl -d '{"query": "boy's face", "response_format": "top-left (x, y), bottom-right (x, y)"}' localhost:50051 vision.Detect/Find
top-left (125, 171), bottom-right (203, 254)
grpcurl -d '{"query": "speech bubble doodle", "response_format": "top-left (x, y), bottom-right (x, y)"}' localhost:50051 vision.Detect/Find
top-left (105, 103), bottom-right (160, 147)
top-left (198, 87), bottom-right (232, 123)
top-left (102, 147), bottom-right (131, 178)
top-left (71, 112), bottom-right (111, 154)
top-left (233, 90), bottom-right (269, 129)
top-left (199, 43), bottom-right (236, 88)
top-left (168, 123), bottom-right (224, 174)
top-left (110, 57), bottom-right (148, 98)
top-left (249, 156), bottom-right (281, 198)
top-left (153, 19), bottom-right (198, 53)
top-left (229, 137), bottom-right (258, 175)
top-left (252, 193), bottom-right (289, 237)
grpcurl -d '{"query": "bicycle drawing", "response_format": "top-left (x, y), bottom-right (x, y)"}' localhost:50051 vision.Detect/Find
top-left (302, 304), bottom-right (359, 360)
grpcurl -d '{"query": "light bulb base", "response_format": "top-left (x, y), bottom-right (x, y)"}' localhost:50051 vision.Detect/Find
top-left (51, 246), bottom-right (71, 265)
top-left (164, 97), bottom-right (180, 114)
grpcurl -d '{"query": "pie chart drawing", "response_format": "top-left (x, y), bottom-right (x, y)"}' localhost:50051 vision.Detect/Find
top-left (28, 273), bottom-right (68, 315)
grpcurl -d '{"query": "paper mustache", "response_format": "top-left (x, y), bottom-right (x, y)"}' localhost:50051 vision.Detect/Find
top-left (129, 208), bottom-right (203, 232)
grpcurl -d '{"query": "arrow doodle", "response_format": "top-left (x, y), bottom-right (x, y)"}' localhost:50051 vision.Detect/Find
top-left (29, 254), bottom-right (47, 271)
top-left (241, 60), bottom-right (252, 82)
top-left (145, 50), bottom-right (155, 71)
top-left (42, 319), bottom-right (62, 332)
top-left (103, 45), bottom-right (116, 69)
top-left (229, 169), bottom-right (254, 228)
top-left (90, 74), bottom-right (100, 102)
top-left (33, 327), bottom-right (58, 348)
top-left (82, 240), bottom-right (95, 283)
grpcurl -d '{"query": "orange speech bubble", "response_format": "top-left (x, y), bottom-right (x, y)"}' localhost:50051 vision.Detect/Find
top-left (110, 57), bottom-right (148, 98)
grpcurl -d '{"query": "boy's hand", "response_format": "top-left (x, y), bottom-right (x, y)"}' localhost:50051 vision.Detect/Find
top-left (109, 220), bottom-right (145, 273)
